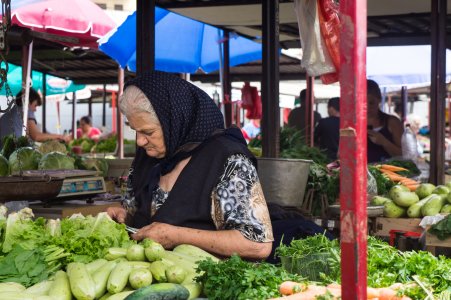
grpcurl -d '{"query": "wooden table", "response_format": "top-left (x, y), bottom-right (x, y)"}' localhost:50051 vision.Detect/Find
top-left (29, 200), bottom-right (121, 219)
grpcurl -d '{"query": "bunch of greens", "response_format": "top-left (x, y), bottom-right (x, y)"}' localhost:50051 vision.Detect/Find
top-left (1, 208), bottom-right (50, 253)
top-left (92, 135), bottom-right (117, 153)
top-left (69, 138), bottom-right (95, 153)
top-left (275, 234), bottom-right (340, 282)
top-left (247, 127), bottom-right (329, 164)
top-left (0, 244), bottom-right (68, 287)
top-left (306, 163), bottom-right (340, 215)
top-left (368, 165), bottom-right (395, 196)
top-left (52, 213), bottom-right (133, 263)
top-left (196, 255), bottom-right (303, 300)
top-left (428, 214), bottom-right (451, 240)
top-left (274, 235), bottom-right (451, 299)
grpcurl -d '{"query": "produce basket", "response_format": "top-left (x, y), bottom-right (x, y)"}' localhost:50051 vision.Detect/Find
top-left (280, 253), bottom-right (331, 281)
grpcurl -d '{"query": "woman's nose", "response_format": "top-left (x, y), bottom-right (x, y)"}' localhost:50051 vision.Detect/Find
top-left (136, 133), bottom-right (148, 147)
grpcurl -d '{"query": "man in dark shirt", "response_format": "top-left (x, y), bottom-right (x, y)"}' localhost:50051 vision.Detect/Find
top-left (314, 97), bottom-right (340, 160)
top-left (287, 89), bottom-right (322, 135)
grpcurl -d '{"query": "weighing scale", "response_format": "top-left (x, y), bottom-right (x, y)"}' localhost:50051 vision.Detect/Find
top-left (11, 170), bottom-right (107, 203)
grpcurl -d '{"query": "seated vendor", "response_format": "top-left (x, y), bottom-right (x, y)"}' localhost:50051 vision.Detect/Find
top-left (107, 71), bottom-right (273, 260)
top-left (367, 80), bottom-right (403, 163)
top-left (76, 116), bottom-right (101, 141)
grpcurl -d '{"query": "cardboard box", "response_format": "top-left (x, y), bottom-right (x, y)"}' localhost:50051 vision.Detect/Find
top-left (374, 217), bottom-right (423, 237)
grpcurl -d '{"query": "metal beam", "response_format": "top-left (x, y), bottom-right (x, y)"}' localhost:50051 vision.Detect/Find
top-left (430, 0), bottom-right (447, 185)
top-left (222, 31), bottom-right (233, 127)
top-left (42, 73), bottom-right (47, 133)
top-left (102, 84), bottom-right (107, 127)
top-left (137, 0), bottom-right (155, 74)
top-left (261, 0), bottom-right (279, 158)
top-left (339, 0), bottom-right (368, 298)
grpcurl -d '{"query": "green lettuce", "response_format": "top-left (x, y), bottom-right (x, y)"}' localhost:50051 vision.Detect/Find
top-left (2, 208), bottom-right (50, 253)
top-left (53, 212), bottom-right (132, 263)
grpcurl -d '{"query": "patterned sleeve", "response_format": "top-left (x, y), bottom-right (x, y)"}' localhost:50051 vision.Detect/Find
top-left (211, 154), bottom-right (274, 243)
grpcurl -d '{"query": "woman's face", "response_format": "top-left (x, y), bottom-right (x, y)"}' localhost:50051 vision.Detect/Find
top-left (367, 94), bottom-right (380, 116)
top-left (127, 112), bottom-right (166, 159)
top-left (80, 120), bottom-right (90, 132)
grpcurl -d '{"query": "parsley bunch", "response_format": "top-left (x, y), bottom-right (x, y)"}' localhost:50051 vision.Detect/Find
top-left (196, 255), bottom-right (303, 300)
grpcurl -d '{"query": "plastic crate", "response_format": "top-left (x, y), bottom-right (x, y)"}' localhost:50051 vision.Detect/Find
top-left (280, 253), bottom-right (331, 281)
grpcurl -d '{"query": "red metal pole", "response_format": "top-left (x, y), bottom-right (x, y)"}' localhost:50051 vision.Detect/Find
top-left (339, 0), bottom-right (367, 299)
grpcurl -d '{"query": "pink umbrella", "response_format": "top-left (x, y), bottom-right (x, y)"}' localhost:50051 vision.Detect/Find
top-left (11, 0), bottom-right (115, 48)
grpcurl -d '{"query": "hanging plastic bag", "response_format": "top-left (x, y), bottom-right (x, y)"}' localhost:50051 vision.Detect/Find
top-left (294, 0), bottom-right (336, 78)
top-left (318, 0), bottom-right (340, 84)
top-left (240, 82), bottom-right (254, 110)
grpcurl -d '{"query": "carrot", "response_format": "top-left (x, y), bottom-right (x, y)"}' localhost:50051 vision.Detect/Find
top-left (367, 287), bottom-right (380, 299)
top-left (279, 281), bottom-right (305, 295)
top-left (399, 178), bottom-right (419, 185)
top-left (380, 164), bottom-right (408, 172)
top-left (326, 283), bottom-right (341, 289)
top-left (382, 172), bottom-right (404, 182)
top-left (269, 286), bottom-right (341, 300)
top-left (404, 184), bottom-right (419, 191)
top-left (378, 287), bottom-right (397, 300)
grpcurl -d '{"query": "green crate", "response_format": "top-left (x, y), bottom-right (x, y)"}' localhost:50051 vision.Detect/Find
top-left (280, 253), bottom-right (331, 281)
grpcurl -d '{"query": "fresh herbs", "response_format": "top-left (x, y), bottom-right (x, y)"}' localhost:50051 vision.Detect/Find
top-left (428, 214), bottom-right (451, 240)
top-left (274, 235), bottom-right (451, 299)
top-left (196, 255), bottom-right (303, 300)
top-left (368, 165), bottom-right (395, 196)
top-left (248, 127), bottom-right (330, 164)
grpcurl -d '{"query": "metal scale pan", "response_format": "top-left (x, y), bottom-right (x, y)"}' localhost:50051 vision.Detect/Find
top-left (0, 170), bottom-right (98, 202)
top-left (0, 175), bottom-right (64, 202)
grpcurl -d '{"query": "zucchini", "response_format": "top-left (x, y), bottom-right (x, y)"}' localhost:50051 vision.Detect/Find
top-left (0, 282), bottom-right (26, 293)
top-left (104, 248), bottom-right (127, 261)
top-left (172, 244), bottom-right (219, 262)
top-left (107, 261), bottom-right (133, 294)
top-left (127, 261), bottom-right (152, 269)
top-left (67, 262), bottom-right (96, 300)
top-left (25, 280), bottom-right (53, 295)
top-left (48, 271), bottom-right (71, 300)
top-left (0, 292), bottom-right (34, 300)
top-left (124, 283), bottom-right (189, 300)
top-left (161, 251), bottom-right (197, 274)
top-left (86, 259), bottom-right (108, 274)
top-left (149, 261), bottom-right (169, 283)
top-left (93, 261), bottom-right (117, 299)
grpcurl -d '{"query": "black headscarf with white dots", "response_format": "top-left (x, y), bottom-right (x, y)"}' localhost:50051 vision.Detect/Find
top-left (122, 71), bottom-right (246, 220)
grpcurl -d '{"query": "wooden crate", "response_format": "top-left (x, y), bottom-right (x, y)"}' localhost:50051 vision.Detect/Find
top-left (374, 217), bottom-right (423, 237)
top-left (425, 224), bottom-right (451, 255)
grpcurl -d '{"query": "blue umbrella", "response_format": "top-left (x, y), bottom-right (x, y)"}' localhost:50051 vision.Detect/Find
top-left (0, 63), bottom-right (85, 96)
top-left (98, 7), bottom-right (263, 73)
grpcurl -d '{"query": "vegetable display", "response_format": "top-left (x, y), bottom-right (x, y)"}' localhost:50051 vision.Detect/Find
top-left (38, 151), bottom-right (75, 170)
top-left (8, 147), bottom-right (42, 173)
top-left (0, 154), bottom-right (9, 176)
top-left (374, 182), bottom-right (451, 218)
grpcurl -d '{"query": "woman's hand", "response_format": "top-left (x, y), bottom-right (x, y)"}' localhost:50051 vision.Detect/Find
top-left (132, 222), bottom-right (178, 248)
top-left (368, 130), bottom-right (387, 146)
top-left (106, 206), bottom-right (127, 223)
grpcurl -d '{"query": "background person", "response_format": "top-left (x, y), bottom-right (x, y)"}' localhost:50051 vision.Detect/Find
top-left (107, 71), bottom-right (273, 260)
top-left (287, 89), bottom-right (322, 135)
top-left (367, 79), bottom-right (403, 162)
top-left (314, 97), bottom-right (340, 160)
top-left (0, 88), bottom-right (70, 147)
top-left (76, 115), bottom-right (101, 141)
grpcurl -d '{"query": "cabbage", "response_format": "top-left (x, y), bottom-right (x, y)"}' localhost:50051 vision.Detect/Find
top-left (38, 152), bottom-right (75, 170)
top-left (0, 154), bottom-right (9, 176)
top-left (38, 140), bottom-right (67, 155)
top-left (9, 147), bottom-right (42, 173)
top-left (82, 158), bottom-right (109, 177)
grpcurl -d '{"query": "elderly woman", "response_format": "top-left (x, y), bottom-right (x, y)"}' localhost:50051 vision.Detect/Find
top-left (367, 79), bottom-right (404, 162)
top-left (107, 71), bottom-right (273, 260)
